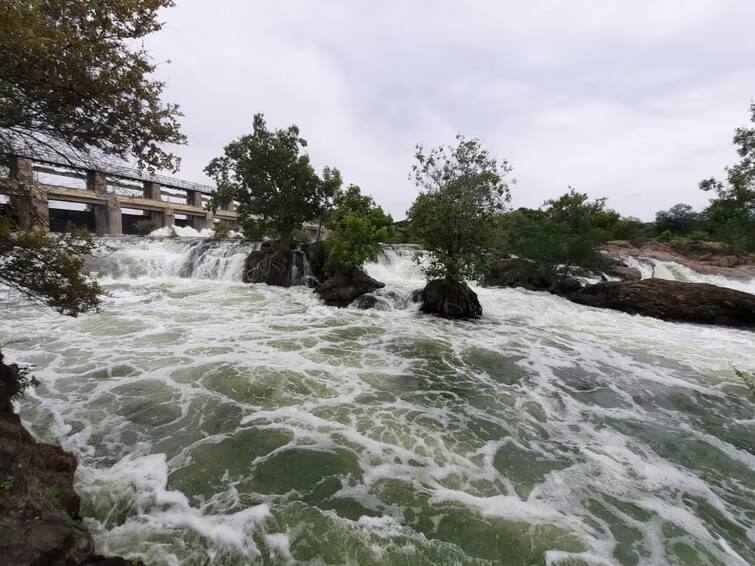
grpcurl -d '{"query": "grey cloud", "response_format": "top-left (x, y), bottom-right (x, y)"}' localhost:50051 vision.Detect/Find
top-left (146, 0), bottom-right (755, 220)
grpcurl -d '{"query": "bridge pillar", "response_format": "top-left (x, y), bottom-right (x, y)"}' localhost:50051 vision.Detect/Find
top-left (94, 197), bottom-right (122, 236)
top-left (187, 190), bottom-right (203, 208)
top-left (144, 181), bottom-right (161, 201)
top-left (86, 170), bottom-right (108, 194)
top-left (162, 207), bottom-right (175, 228)
top-left (191, 214), bottom-right (208, 231)
top-left (7, 156), bottom-right (49, 231)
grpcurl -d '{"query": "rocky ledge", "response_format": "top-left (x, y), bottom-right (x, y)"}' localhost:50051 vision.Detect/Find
top-left (0, 352), bottom-right (143, 566)
top-left (602, 240), bottom-right (755, 279)
top-left (567, 278), bottom-right (755, 328)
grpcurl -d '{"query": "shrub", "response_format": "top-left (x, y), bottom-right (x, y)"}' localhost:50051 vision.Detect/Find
top-left (134, 218), bottom-right (160, 236)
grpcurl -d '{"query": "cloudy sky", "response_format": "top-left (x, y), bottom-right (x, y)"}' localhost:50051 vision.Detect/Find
top-left (146, 0), bottom-right (755, 220)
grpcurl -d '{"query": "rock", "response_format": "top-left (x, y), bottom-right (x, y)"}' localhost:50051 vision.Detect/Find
top-left (0, 351), bottom-right (143, 566)
top-left (611, 265), bottom-right (642, 281)
top-left (715, 255), bottom-right (740, 268)
top-left (315, 273), bottom-right (385, 307)
top-left (567, 279), bottom-right (755, 328)
top-left (483, 258), bottom-right (583, 294)
top-left (420, 279), bottom-right (482, 319)
top-left (355, 293), bottom-right (379, 309)
top-left (409, 289), bottom-right (425, 303)
top-left (244, 240), bottom-right (314, 287)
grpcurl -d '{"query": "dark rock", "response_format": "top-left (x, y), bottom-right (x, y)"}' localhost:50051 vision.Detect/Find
top-left (420, 279), bottom-right (482, 319)
top-left (244, 240), bottom-right (314, 287)
top-left (355, 293), bottom-right (379, 309)
top-left (567, 279), bottom-right (755, 328)
top-left (611, 265), bottom-right (642, 281)
top-left (483, 258), bottom-right (583, 294)
top-left (0, 351), bottom-right (144, 566)
top-left (315, 273), bottom-right (385, 307)
top-left (409, 289), bottom-right (425, 303)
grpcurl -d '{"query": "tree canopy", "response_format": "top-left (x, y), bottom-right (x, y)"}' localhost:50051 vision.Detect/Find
top-left (205, 114), bottom-right (341, 250)
top-left (0, 0), bottom-right (185, 171)
top-left (503, 189), bottom-right (619, 280)
top-left (655, 203), bottom-right (702, 236)
top-left (408, 135), bottom-right (512, 282)
top-left (699, 103), bottom-right (755, 252)
top-left (324, 185), bottom-right (393, 277)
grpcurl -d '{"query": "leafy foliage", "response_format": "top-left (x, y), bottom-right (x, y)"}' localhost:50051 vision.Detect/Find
top-left (0, 0), bottom-right (185, 171)
top-left (134, 218), bottom-right (160, 236)
top-left (324, 185), bottom-right (393, 277)
top-left (205, 114), bottom-right (342, 250)
top-left (408, 135), bottom-right (512, 282)
top-left (655, 204), bottom-right (703, 236)
top-left (0, 216), bottom-right (102, 317)
top-left (212, 221), bottom-right (232, 240)
top-left (502, 189), bottom-right (619, 279)
top-left (699, 103), bottom-right (755, 252)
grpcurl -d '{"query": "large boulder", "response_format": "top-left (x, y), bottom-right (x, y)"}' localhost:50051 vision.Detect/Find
top-left (420, 279), bottom-right (482, 319)
top-left (315, 273), bottom-right (385, 307)
top-left (567, 279), bottom-right (755, 328)
top-left (243, 240), bottom-right (313, 287)
top-left (0, 352), bottom-right (143, 566)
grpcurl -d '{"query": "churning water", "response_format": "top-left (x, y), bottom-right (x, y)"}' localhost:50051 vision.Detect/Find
top-left (2, 238), bottom-right (754, 565)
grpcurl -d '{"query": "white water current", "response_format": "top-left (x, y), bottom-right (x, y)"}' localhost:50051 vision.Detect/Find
top-left (2, 237), bottom-right (754, 565)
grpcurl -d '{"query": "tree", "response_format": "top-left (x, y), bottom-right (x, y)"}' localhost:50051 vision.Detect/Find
top-left (408, 135), bottom-right (512, 282)
top-left (503, 189), bottom-right (618, 281)
top-left (205, 114), bottom-right (341, 251)
top-left (324, 185), bottom-right (393, 277)
top-left (699, 103), bottom-right (755, 252)
top-left (0, 218), bottom-right (101, 317)
top-left (655, 203), bottom-right (702, 236)
top-left (0, 0), bottom-right (185, 171)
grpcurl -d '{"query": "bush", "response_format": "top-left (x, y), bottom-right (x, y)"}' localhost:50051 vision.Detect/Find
top-left (656, 230), bottom-right (673, 242)
top-left (134, 218), bottom-right (160, 236)
top-left (212, 222), bottom-right (232, 240)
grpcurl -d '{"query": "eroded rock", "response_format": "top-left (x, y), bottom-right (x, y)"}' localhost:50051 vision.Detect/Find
top-left (420, 279), bottom-right (482, 319)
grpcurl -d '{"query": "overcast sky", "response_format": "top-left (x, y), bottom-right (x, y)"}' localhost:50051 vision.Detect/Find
top-left (146, 0), bottom-right (755, 220)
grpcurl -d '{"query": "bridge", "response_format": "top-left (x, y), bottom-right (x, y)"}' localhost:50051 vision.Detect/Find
top-left (0, 149), bottom-right (238, 235)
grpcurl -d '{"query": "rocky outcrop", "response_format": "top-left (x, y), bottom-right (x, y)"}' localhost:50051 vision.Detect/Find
top-left (567, 279), bottom-right (755, 328)
top-left (483, 258), bottom-right (583, 294)
top-left (315, 273), bottom-right (385, 307)
top-left (602, 240), bottom-right (755, 279)
top-left (420, 279), bottom-right (482, 319)
top-left (0, 352), bottom-right (143, 566)
top-left (243, 240), bottom-right (314, 287)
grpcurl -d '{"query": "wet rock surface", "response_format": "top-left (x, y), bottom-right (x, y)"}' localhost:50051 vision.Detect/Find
top-left (315, 273), bottom-right (385, 307)
top-left (421, 279), bottom-right (482, 319)
top-left (567, 278), bottom-right (755, 328)
top-left (0, 352), bottom-right (144, 566)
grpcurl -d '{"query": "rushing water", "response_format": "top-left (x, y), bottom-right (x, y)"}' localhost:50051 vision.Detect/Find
top-left (2, 238), bottom-right (754, 565)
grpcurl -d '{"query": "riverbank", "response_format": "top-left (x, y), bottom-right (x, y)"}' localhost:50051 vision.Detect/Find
top-left (0, 352), bottom-right (143, 566)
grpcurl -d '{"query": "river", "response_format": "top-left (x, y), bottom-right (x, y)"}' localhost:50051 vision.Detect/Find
top-left (2, 237), bottom-right (754, 565)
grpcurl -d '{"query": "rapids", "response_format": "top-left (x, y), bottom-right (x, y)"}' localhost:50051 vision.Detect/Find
top-left (2, 237), bottom-right (754, 565)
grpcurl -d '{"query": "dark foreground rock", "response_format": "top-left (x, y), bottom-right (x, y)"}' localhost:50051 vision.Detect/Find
top-left (0, 352), bottom-right (144, 566)
top-left (421, 279), bottom-right (482, 319)
top-left (568, 279), bottom-right (755, 328)
top-left (315, 273), bottom-right (385, 307)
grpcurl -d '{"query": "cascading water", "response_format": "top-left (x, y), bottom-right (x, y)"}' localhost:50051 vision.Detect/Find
top-left (2, 237), bottom-right (754, 565)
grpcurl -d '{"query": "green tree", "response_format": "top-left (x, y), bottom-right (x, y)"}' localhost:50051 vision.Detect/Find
top-left (699, 103), bottom-right (755, 252)
top-left (408, 135), bottom-right (512, 282)
top-left (655, 203), bottom-right (702, 236)
top-left (504, 189), bottom-right (618, 281)
top-left (205, 114), bottom-right (342, 251)
top-left (324, 185), bottom-right (393, 277)
top-left (0, 218), bottom-right (101, 317)
top-left (0, 0), bottom-right (185, 171)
